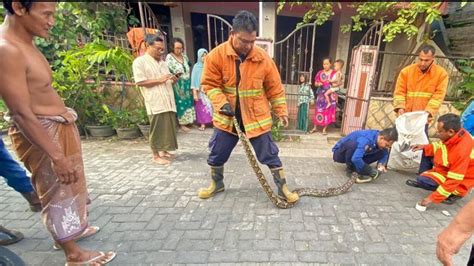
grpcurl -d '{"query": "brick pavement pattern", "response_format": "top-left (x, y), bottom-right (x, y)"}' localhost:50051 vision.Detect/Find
top-left (0, 129), bottom-right (472, 265)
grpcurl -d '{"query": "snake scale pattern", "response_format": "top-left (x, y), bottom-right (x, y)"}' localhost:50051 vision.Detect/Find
top-left (232, 117), bottom-right (357, 209)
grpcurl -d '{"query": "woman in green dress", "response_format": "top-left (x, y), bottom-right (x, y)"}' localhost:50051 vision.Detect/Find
top-left (166, 38), bottom-right (196, 132)
top-left (296, 73), bottom-right (314, 132)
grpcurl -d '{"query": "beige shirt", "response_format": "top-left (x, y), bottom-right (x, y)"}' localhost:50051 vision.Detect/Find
top-left (132, 53), bottom-right (176, 115)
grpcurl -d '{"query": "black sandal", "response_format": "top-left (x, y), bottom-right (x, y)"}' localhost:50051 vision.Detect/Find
top-left (442, 195), bottom-right (462, 205)
top-left (405, 179), bottom-right (422, 188)
top-left (0, 226), bottom-right (24, 246)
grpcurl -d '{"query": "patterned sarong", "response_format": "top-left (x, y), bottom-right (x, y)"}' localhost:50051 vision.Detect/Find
top-left (8, 108), bottom-right (88, 243)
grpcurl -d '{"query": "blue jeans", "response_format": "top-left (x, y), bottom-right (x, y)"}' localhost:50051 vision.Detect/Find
top-left (0, 138), bottom-right (34, 193)
top-left (207, 128), bottom-right (282, 168)
top-left (415, 175), bottom-right (438, 191)
top-left (333, 140), bottom-right (387, 175)
top-left (418, 124), bottom-right (434, 174)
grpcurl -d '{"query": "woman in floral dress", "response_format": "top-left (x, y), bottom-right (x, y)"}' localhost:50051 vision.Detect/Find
top-left (166, 38), bottom-right (196, 132)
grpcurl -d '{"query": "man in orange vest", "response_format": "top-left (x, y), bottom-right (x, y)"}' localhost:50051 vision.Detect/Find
top-left (393, 44), bottom-right (449, 175)
top-left (407, 114), bottom-right (474, 207)
top-left (197, 10), bottom-right (299, 203)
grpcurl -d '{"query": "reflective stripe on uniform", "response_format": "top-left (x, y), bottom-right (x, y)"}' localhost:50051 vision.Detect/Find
top-left (407, 91), bottom-right (433, 98)
top-left (213, 113), bottom-right (232, 126)
top-left (432, 142), bottom-right (441, 153)
top-left (436, 186), bottom-right (451, 197)
top-left (239, 89), bottom-right (263, 97)
top-left (425, 171), bottom-right (446, 183)
top-left (207, 88), bottom-right (222, 99)
top-left (428, 99), bottom-right (442, 108)
top-left (447, 171), bottom-right (464, 180)
top-left (440, 144), bottom-right (449, 167)
top-left (223, 87), bottom-right (236, 94)
top-left (244, 117), bottom-right (273, 132)
top-left (271, 97), bottom-right (286, 106)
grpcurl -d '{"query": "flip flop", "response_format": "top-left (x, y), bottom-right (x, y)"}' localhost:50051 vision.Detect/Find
top-left (0, 226), bottom-right (24, 246)
top-left (405, 179), bottom-right (422, 188)
top-left (53, 226), bottom-right (100, 250)
top-left (65, 251), bottom-right (116, 266)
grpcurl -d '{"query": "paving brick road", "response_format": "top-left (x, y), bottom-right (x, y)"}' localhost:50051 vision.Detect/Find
top-left (1, 129), bottom-right (472, 265)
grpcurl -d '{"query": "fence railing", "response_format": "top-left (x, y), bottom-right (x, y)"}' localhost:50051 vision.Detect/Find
top-left (372, 51), bottom-right (472, 101)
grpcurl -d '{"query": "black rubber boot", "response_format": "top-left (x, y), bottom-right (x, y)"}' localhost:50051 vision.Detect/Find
top-left (270, 167), bottom-right (299, 203)
top-left (198, 166), bottom-right (225, 199)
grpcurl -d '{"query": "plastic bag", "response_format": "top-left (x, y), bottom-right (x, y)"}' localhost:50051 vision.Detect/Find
top-left (387, 111), bottom-right (429, 170)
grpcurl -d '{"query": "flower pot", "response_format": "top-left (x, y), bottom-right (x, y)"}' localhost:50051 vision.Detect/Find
top-left (116, 127), bottom-right (141, 139)
top-left (138, 124), bottom-right (150, 140)
top-left (77, 125), bottom-right (86, 136)
top-left (85, 125), bottom-right (116, 137)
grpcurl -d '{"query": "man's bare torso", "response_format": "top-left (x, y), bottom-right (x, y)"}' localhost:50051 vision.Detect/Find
top-left (0, 30), bottom-right (66, 116)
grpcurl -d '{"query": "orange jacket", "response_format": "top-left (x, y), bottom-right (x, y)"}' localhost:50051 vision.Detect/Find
top-left (201, 38), bottom-right (287, 138)
top-left (127, 27), bottom-right (159, 57)
top-left (421, 129), bottom-right (474, 203)
top-left (393, 63), bottom-right (449, 117)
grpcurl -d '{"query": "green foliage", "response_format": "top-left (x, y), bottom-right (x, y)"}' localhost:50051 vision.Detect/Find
top-left (33, 2), bottom-right (138, 67)
top-left (137, 108), bottom-right (150, 125)
top-left (0, 99), bottom-right (9, 130)
top-left (102, 104), bottom-right (141, 129)
top-left (277, 2), bottom-right (452, 42)
top-left (453, 60), bottom-right (474, 111)
top-left (271, 120), bottom-right (285, 142)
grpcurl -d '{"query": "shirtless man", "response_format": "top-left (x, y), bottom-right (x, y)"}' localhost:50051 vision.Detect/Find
top-left (0, 1), bottom-right (114, 265)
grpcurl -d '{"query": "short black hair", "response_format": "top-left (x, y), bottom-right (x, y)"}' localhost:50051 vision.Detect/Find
top-left (232, 10), bottom-right (258, 33)
top-left (171, 37), bottom-right (184, 48)
top-left (144, 34), bottom-right (163, 46)
top-left (379, 127), bottom-right (398, 142)
top-left (3, 0), bottom-right (33, 15)
top-left (420, 44), bottom-right (436, 56)
top-left (438, 113), bottom-right (461, 132)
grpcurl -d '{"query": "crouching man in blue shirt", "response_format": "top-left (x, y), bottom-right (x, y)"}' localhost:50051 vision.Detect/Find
top-left (332, 128), bottom-right (398, 183)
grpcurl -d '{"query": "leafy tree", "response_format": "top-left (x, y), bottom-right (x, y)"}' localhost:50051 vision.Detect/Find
top-left (277, 2), bottom-right (469, 42)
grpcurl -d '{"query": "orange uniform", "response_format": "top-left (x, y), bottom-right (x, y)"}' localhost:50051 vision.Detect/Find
top-left (393, 63), bottom-right (449, 117)
top-left (201, 37), bottom-right (287, 139)
top-left (421, 129), bottom-right (474, 203)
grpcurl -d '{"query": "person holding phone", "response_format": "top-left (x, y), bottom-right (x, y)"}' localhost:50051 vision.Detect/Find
top-left (166, 38), bottom-right (196, 133)
top-left (133, 34), bottom-right (179, 165)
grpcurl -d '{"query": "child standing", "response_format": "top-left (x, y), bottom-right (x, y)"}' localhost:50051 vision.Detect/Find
top-left (296, 74), bottom-right (314, 132)
top-left (324, 59), bottom-right (344, 109)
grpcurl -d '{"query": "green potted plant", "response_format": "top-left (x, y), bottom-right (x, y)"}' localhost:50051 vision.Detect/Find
top-left (102, 105), bottom-right (141, 139)
top-left (84, 102), bottom-right (116, 137)
top-left (137, 108), bottom-right (150, 140)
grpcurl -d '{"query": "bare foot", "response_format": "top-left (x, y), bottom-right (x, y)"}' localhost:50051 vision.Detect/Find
top-left (199, 124), bottom-right (205, 131)
top-left (66, 250), bottom-right (116, 265)
top-left (180, 125), bottom-right (191, 133)
top-left (309, 127), bottom-right (317, 134)
top-left (152, 157), bottom-right (171, 165)
top-left (163, 152), bottom-right (176, 160)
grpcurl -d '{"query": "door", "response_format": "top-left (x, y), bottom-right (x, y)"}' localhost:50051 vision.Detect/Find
top-left (342, 21), bottom-right (384, 136)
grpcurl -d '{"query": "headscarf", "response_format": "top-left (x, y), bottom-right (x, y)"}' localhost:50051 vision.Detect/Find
top-left (190, 48), bottom-right (212, 113)
top-left (190, 48), bottom-right (208, 90)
